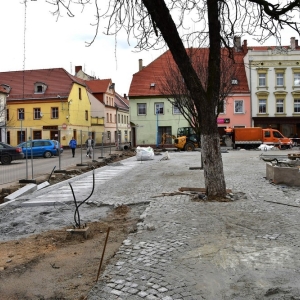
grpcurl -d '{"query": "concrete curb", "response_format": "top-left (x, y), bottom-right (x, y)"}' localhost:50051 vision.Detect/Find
top-left (4, 183), bottom-right (37, 202)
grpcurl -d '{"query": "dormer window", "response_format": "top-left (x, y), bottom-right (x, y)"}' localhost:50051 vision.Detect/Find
top-left (34, 82), bottom-right (47, 94)
top-left (231, 79), bottom-right (238, 85)
top-left (150, 83), bottom-right (156, 88)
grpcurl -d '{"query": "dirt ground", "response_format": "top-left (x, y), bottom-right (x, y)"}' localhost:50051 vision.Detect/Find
top-left (0, 205), bottom-right (143, 300)
top-left (0, 150), bottom-right (143, 300)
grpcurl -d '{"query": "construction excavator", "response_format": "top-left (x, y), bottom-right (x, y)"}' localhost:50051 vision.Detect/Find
top-left (161, 127), bottom-right (200, 151)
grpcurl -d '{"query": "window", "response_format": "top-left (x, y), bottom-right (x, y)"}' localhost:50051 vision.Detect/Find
top-left (34, 82), bottom-right (47, 94)
top-left (51, 107), bottom-right (59, 119)
top-left (294, 99), bottom-right (300, 113)
top-left (138, 103), bottom-right (146, 115)
top-left (234, 100), bottom-right (244, 113)
top-left (126, 116), bottom-right (128, 124)
top-left (18, 108), bottom-right (24, 120)
top-left (173, 104), bottom-right (181, 114)
top-left (294, 73), bottom-right (300, 86)
top-left (106, 113), bottom-right (109, 121)
top-left (33, 108), bottom-right (42, 119)
top-left (85, 110), bottom-right (88, 120)
top-left (121, 115), bottom-right (124, 124)
top-left (274, 68), bottom-right (286, 88)
top-left (276, 73), bottom-right (284, 86)
top-left (273, 131), bottom-right (283, 138)
top-left (79, 88), bottom-right (82, 100)
top-left (155, 103), bottom-right (164, 114)
top-left (118, 114), bottom-right (120, 123)
top-left (259, 99), bottom-right (267, 113)
top-left (33, 131), bottom-right (42, 139)
top-left (276, 99), bottom-right (284, 113)
top-left (6, 109), bottom-right (9, 121)
top-left (110, 113), bottom-right (112, 122)
top-left (258, 73), bottom-right (266, 86)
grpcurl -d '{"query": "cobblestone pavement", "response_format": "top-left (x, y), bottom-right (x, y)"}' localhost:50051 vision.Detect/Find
top-left (85, 149), bottom-right (300, 300)
top-left (3, 149), bottom-right (300, 299)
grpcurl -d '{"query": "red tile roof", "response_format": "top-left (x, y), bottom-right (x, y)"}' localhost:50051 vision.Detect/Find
top-left (85, 79), bottom-right (112, 93)
top-left (0, 68), bottom-right (86, 100)
top-left (114, 92), bottom-right (129, 110)
top-left (129, 48), bottom-right (249, 97)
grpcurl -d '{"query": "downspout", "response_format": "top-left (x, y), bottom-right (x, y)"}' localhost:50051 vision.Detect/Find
top-left (249, 57), bottom-right (253, 127)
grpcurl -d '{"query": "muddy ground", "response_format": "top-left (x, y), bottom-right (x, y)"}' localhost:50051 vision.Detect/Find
top-left (0, 150), bottom-right (146, 300)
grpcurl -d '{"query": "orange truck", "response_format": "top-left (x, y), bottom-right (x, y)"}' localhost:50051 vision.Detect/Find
top-left (225, 127), bottom-right (292, 150)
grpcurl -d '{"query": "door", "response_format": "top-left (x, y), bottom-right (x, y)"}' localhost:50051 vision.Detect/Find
top-left (50, 131), bottom-right (58, 140)
top-left (263, 130), bottom-right (283, 145)
top-left (159, 126), bottom-right (172, 146)
top-left (33, 140), bottom-right (45, 156)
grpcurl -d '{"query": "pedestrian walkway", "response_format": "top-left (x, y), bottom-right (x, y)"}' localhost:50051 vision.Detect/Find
top-left (21, 158), bottom-right (139, 207)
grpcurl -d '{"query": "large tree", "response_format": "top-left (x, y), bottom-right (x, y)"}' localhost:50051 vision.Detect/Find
top-left (48, 0), bottom-right (300, 199)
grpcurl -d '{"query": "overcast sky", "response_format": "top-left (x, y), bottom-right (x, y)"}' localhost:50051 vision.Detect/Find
top-left (1, 1), bottom-right (299, 96)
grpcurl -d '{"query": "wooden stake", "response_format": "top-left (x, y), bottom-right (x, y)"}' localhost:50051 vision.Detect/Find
top-left (96, 227), bottom-right (110, 282)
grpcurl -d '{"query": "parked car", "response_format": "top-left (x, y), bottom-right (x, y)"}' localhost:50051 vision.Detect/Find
top-left (17, 139), bottom-right (63, 158)
top-left (0, 142), bottom-right (24, 165)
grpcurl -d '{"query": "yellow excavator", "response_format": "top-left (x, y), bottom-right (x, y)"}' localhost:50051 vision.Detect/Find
top-left (161, 127), bottom-right (200, 151)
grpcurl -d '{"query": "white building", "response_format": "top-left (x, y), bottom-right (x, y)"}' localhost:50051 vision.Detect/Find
top-left (244, 37), bottom-right (300, 138)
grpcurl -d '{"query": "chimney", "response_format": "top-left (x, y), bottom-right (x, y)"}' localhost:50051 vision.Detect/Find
top-left (75, 66), bottom-right (82, 73)
top-left (291, 37), bottom-right (296, 50)
top-left (242, 39), bottom-right (248, 53)
top-left (234, 36), bottom-right (241, 51)
top-left (123, 94), bottom-right (127, 99)
top-left (139, 59), bottom-right (143, 71)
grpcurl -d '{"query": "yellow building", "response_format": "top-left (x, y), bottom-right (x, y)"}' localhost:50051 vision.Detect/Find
top-left (0, 68), bottom-right (104, 146)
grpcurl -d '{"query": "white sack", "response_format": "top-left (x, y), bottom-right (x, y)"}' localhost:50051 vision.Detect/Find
top-left (136, 146), bottom-right (154, 161)
top-left (258, 144), bottom-right (274, 151)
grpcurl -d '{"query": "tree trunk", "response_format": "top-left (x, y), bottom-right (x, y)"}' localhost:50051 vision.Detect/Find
top-left (201, 131), bottom-right (227, 199)
top-left (142, 0), bottom-right (227, 198)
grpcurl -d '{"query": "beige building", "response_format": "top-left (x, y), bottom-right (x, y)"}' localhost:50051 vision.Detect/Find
top-left (244, 37), bottom-right (300, 137)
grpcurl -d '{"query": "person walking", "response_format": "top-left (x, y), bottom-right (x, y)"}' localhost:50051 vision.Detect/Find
top-left (69, 137), bottom-right (77, 157)
top-left (85, 135), bottom-right (94, 159)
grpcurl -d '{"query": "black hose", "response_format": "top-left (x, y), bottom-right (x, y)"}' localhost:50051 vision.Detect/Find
top-left (69, 168), bottom-right (95, 228)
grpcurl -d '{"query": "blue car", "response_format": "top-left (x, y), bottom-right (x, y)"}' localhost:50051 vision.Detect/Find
top-left (17, 139), bottom-right (63, 158)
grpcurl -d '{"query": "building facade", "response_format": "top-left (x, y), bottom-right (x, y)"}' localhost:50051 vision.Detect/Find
top-left (244, 37), bottom-right (300, 138)
top-left (129, 46), bottom-right (250, 147)
top-left (0, 68), bottom-right (103, 146)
